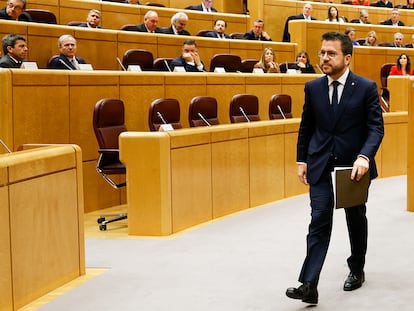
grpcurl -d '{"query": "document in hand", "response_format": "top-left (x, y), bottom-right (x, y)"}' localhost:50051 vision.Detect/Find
top-left (331, 167), bottom-right (370, 209)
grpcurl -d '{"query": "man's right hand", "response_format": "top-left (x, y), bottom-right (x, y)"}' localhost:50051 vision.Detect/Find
top-left (297, 163), bottom-right (308, 185)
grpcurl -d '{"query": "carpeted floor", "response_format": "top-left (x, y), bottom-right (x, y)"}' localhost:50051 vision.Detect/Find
top-left (36, 175), bottom-right (413, 311)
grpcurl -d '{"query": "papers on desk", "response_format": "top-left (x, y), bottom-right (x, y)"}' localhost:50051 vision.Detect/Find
top-left (331, 167), bottom-right (370, 209)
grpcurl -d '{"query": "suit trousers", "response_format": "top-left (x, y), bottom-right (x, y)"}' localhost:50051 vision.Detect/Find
top-left (298, 162), bottom-right (368, 285)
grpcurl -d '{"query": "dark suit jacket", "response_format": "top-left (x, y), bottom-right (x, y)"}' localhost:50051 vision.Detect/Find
top-left (160, 25), bottom-right (191, 36)
top-left (170, 55), bottom-right (204, 72)
top-left (0, 55), bottom-right (22, 68)
top-left (78, 22), bottom-right (103, 29)
top-left (0, 7), bottom-right (30, 21)
top-left (282, 14), bottom-right (316, 42)
top-left (48, 54), bottom-right (86, 70)
top-left (130, 23), bottom-right (163, 33)
top-left (375, 0), bottom-right (393, 7)
top-left (243, 30), bottom-right (271, 41)
top-left (206, 31), bottom-right (231, 39)
top-left (382, 19), bottom-right (405, 26)
top-left (297, 71), bottom-right (384, 184)
top-left (187, 4), bottom-right (217, 12)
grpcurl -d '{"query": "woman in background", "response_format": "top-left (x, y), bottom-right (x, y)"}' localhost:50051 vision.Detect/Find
top-left (389, 53), bottom-right (413, 76)
top-left (294, 50), bottom-right (316, 73)
top-left (325, 6), bottom-right (345, 23)
top-left (254, 47), bottom-right (280, 73)
top-left (363, 30), bottom-right (378, 46)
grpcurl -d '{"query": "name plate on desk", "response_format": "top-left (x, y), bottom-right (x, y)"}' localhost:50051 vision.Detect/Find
top-left (252, 68), bottom-right (264, 74)
top-left (79, 64), bottom-right (94, 71)
top-left (214, 67), bottom-right (226, 73)
top-left (173, 66), bottom-right (185, 72)
top-left (159, 124), bottom-right (174, 132)
top-left (127, 65), bottom-right (142, 72)
top-left (20, 62), bottom-right (38, 70)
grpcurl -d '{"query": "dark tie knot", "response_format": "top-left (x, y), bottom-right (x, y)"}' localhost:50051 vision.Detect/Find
top-left (332, 81), bottom-right (340, 88)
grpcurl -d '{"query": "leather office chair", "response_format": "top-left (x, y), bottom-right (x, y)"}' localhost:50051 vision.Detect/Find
top-left (149, 98), bottom-right (183, 131)
top-left (196, 30), bottom-right (211, 37)
top-left (279, 62), bottom-right (297, 73)
top-left (188, 96), bottom-right (220, 127)
top-left (153, 57), bottom-right (173, 71)
top-left (269, 94), bottom-right (293, 119)
top-left (23, 9), bottom-right (57, 24)
top-left (120, 24), bottom-right (138, 31)
top-left (93, 98), bottom-right (127, 230)
top-left (145, 2), bottom-right (166, 6)
top-left (241, 59), bottom-right (258, 73)
top-left (380, 63), bottom-right (394, 112)
top-left (122, 49), bottom-right (154, 71)
top-left (210, 54), bottom-right (242, 72)
top-left (47, 55), bottom-right (59, 68)
top-left (67, 21), bottom-right (83, 26)
top-left (229, 94), bottom-right (260, 123)
top-left (230, 32), bottom-right (244, 39)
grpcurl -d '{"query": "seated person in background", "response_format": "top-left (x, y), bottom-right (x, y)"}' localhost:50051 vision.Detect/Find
top-left (48, 34), bottom-right (86, 70)
top-left (325, 6), bottom-right (345, 23)
top-left (206, 19), bottom-right (230, 39)
top-left (187, 0), bottom-right (217, 12)
top-left (0, 33), bottom-right (27, 68)
top-left (0, 0), bottom-right (26, 20)
top-left (345, 27), bottom-right (360, 46)
top-left (352, 0), bottom-right (369, 5)
top-left (389, 32), bottom-right (404, 48)
top-left (170, 39), bottom-right (205, 72)
top-left (161, 12), bottom-right (191, 36)
top-left (78, 9), bottom-right (103, 29)
top-left (403, 0), bottom-right (414, 9)
top-left (254, 47), bottom-right (280, 73)
top-left (351, 10), bottom-right (371, 24)
top-left (363, 30), bottom-right (378, 46)
top-left (389, 53), bottom-right (412, 75)
top-left (294, 50), bottom-right (316, 74)
top-left (382, 9), bottom-right (404, 26)
top-left (282, 3), bottom-right (316, 42)
top-left (243, 20), bottom-right (271, 41)
top-left (132, 10), bottom-right (162, 33)
top-left (405, 34), bottom-right (414, 48)
top-left (373, 0), bottom-right (393, 7)
top-left (124, 0), bottom-right (140, 3)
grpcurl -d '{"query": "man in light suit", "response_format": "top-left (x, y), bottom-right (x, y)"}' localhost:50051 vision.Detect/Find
top-left (130, 10), bottom-right (162, 33)
top-left (286, 32), bottom-right (384, 305)
top-left (187, 0), bottom-right (217, 12)
top-left (282, 3), bottom-right (316, 42)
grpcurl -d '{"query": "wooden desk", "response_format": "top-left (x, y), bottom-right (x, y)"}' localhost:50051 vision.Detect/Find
top-left (0, 145), bottom-right (85, 310)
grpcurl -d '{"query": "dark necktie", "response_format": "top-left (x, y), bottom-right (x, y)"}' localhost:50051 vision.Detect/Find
top-left (331, 81), bottom-right (340, 114)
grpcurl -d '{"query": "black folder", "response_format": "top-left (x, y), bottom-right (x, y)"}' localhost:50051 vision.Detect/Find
top-left (331, 167), bottom-right (370, 209)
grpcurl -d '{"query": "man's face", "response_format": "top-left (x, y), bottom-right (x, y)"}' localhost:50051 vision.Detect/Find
top-left (303, 4), bottom-right (312, 17)
top-left (174, 18), bottom-right (187, 32)
top-left (59, 37), bottom-right (77, 58)
top-left (203, 0), bottom-right (213, 9)
top-left (6, 0), bottom-right (24, 19)
top-left (319, 40), bottom-right (350, 80)
top-left (391, 11), bottom-right (400, 23)
top-left (145, 14), bottom-right (159, 32)
top-left (214, 20), bottom-right (226, 34)
top-left (394, 35), bottom-right (403, 46)
top-left (360, 13), bottom-right (369, 23)
top-left (86, 12), bottom-right (100, 28)
top-left (7, 39), bottom-right (28, 61)
top-left (252, 22), bottom-right (264, 36)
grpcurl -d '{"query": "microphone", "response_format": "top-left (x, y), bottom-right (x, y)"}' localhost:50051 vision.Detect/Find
top-left (0, 138), bottom-right (12, 153)
top-left (197, 112), bottom-right (211, 126)
top-left (277, 105), bottom-right (286, 119)
top-left (116, 57), bottom-right (127, 71)
top-left (157, 111), bottom-right (167, 124)
top-left (59, 59), bottom-right (74, 70)
top-left (239, 106), bottom-right (250, 123)
top-left (315, 64), bottom-right (324, 74)
top-left (164, 59), bottom-right (172, 72)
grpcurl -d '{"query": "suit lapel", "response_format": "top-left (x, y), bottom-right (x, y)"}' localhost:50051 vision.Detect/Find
top-left (336, 72), bottom-right (358, 118)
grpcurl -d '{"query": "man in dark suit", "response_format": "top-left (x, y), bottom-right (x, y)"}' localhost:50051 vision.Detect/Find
top-left (0, 0), bottom-right (26, 21)
top-left (382, 8), bottom-right (405, 26)
top-left (48, 34), bottom-right (86, 70)
top-left (187, 0), bottom-right (217, 12)
top-left (286, 32), bottom-right (384, 305)
top-left (0, 33), bottom-right (27, 68)
top-left (282, 3), bottom-right (316, 42)
top-left (206, 19), bottom-right (231, 39)
top-left (243, 19), bottom-right (271, 41)
top-left (170, 39), bottom-right (205, 72)
top-left (160, 12), bottom-right (191, 36)
top-left (389, 32), bottom-right (404, 47)
top-left (78, 9), bottom-right (103, 29)
top-left (130, 10), bottom-right (162, 33)
top-left (373, 0), bottom-right (393, 7)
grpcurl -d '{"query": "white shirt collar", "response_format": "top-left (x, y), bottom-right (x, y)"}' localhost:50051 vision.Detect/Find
top-left (327, 68), bottom-right (349, 86)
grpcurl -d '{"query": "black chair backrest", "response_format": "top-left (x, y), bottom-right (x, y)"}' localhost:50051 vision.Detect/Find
top-left (196, 30), bottom-right (211, 37)
top-left (153, 58), bottom-right (173, 71)
top-left (145, 2), bottom-right (166, 7)
top-left (229, 94), bottom-right (260, 123)
top-left (189, 96), bottom-right (219, 127)
top-left (279, 62), bottom-right (296, 73)
top-left (380, 63), bottom-right (394, 88)
top-left (120, 24), bottom-right (138, 31)
top-left (230, 32), bottom-right (244, 39)
top-left (240, 59), bottom-right (259, 73)
top-left (24, 9), bottom-right (57, 24)
top-left (67, 21), bottom-right (83, 26)
top-left (269, 94), bottom-right (293, 119)
top-left (210, 54), bottom-right (242, 72)
top-left (149, 98), bottom-right (182, 131)
top-left (122, 49), bottom-right (154, 71)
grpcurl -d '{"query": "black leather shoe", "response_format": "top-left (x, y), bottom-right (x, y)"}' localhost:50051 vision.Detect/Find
top-left (343, 272), bottom-right (365, 291)
top-left (286, 282), bottom-right (318, 304)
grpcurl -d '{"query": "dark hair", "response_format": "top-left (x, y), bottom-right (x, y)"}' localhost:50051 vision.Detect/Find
top-left (214, 19), bottom-right (226, 27)
top-left (183, 39), bottom-right (196, 46)
top-left (396, 53), bottom-right (411, 72)
top-left (327, 6), bottom-right (339, 22)
top-left (322, 31), bottom-right (353, 56)
top-left (2, 33), bottom-right (26, 54)
top-left (296, 50), bottom-right (311, 65)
